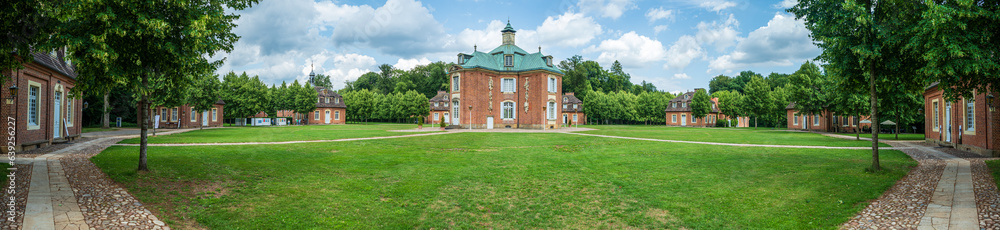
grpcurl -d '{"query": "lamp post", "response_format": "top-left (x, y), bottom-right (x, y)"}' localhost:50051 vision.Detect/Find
top-left (7, 84), bottom-right (18, 105)
top-left (467, 105), bottom-right (472, 130)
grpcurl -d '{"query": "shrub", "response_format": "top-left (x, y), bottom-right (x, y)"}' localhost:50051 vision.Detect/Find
top-left (567, 119), bottom-right (572, 127)
top-left (417, 116), bottom-right (424, 127)
top-left (440, 118), bottom-right (446, 128)
top-left (715, 119), bottom-right (730, 127)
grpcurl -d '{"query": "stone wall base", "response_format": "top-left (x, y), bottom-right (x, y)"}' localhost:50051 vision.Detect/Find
top-left (926, 138), bottom-right (998, 157)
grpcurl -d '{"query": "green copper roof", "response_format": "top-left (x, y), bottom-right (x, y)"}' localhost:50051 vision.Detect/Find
top-left (455, 44), bottom-right (562, 74)
top-left (502, 21), bottom-right (516, 33)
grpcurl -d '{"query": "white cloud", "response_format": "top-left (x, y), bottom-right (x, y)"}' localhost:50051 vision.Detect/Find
top-left (536, 12), bottom-right (602, 47)
top-left (774, 0), bottom-right (797, 9)
top-left (330, 0), bottom-right (447, 57)
top-left (663, 35), bottom-right (705, 70)
top-left (696, 14), bottom-right (741, 52)
top-left (698, 0), bottom-right (738, 12)
top-left (654, 25), bottom-right (669, 35)
top-left (708, 13), bottom-right (821, 72)
top-left (393, 57), bottom-right (432, 70)
top-left (673, 73), bottom-right (691, 79)
top-left (578, 0), bottom-right (636, 19)
top-left (585, 31), bottom-right (667, 68)
top-left (321, 53), bottom-right (378, 88)
top-left (646, 7), bottom-right (674, 23)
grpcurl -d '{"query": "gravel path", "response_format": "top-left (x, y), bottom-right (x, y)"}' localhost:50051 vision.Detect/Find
top-left (841, 142), bottom-right (946, 229)
top-left (565, 132), bottom-right (915, 149)
top-left (935, 147), bottom-right (1000, 229)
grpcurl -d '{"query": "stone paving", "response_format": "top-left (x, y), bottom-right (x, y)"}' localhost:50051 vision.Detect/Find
top-left (841, 142), bottom-right (946, 229)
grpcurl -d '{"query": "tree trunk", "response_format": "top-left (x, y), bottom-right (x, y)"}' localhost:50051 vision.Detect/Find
top-left (138, 74), bottom-right (149, 172)
top-left (856, 115), bottom-right (860, 140)
top-left (102, 92), bottom-right (110, 128)
top-left (895, 110), bottom-right (900, 140)
top-left (869, 66), bottom-right (880, 171)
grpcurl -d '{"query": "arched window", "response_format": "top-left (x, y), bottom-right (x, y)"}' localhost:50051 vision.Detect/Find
top-left (547, 101), bottom-right (556, 119)
top-left (502, 102), bottom-right (515, 119)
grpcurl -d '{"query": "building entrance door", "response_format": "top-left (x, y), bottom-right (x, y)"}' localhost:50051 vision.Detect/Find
top-left (486, 117), bottom-right (494, 129)
top-left (325, 110), bottom-right (331, 124)
top-left (54, 91), bottom-right (62, 138)
top-left (452, 100), bottom-right (460, 125)
top-left (946, 102), bottom-right (952, 142)
top-left (202, 111), bottom-right (209, 126)
top-left (681, 114), bottom-right (687, 126)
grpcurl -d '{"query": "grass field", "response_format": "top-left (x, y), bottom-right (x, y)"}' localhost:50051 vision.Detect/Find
top-left (579, 125), bottom-right (891, 147)
top-left (95, 131), bottom-right (915, 229)
top-left (988, 160), bottom-right (1000, 189)
top-left (834, 133), bottom-right (925, 141)
top-left (118, 124), bottom-right (432, 144)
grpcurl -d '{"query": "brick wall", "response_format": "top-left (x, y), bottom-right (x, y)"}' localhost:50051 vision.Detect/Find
top-left (306, 107), bottom-right (346, 125)
top-left (1, 62), bottom-right (83, 151)
top-left (664, 111), bottom-right (719, 127)
top-left (450, 70), bottom-right (563, 129)
top-left (924, 85), bottom-right (996, 156)
top-left (151, 104), bottom-right (225, 128)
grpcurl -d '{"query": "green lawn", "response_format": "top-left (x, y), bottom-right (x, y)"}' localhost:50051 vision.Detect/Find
top-left (988, 160), bottom-right (1000, 190)
top-left (833, 133), bottom-right (925, 141)
top-left (578, 125), bottom-right (890, 147)
top-left (83, 127), bottom-right (119, 133)
top-left (118, 124), bottom-right (434, 144)
top-left (95, 132), bottom-right (915, 229)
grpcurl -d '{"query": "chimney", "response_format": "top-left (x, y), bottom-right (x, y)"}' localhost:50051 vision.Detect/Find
top-left (438, 90), bottom-right (446, 94)
top-left (565, 92), bottom-right (574, 96)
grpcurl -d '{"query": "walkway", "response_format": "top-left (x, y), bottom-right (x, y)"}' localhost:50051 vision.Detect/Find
top-left (22, 129), bottom-right (194, 230)
top-left (112, 131), bottom-right (456, 147)
top-left (564, 132), bottom-right (915, 150)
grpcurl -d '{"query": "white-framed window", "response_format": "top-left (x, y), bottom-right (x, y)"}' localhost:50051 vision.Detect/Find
top-left (563, 97), bottom-right (568, 103)
top-left (933, 100), bottom-right (939, 131)
top-left (504, 55), bottom-right (513, 67)
top-left (502, 101), bottom-right (515, 119)
top-left (813, 115), bottom-right (819, 126)
top-left (325, 97), bottom-right (329, 103)
top-left (966, 97), bottom-right (975, 132)
top-left (336, 98), bottom-right (340, 104)
top-left (433, 113), bottom-right (439, 121)
top-left (191, 108), bottom-right (197, 122)
top-left (452, 76), bottom-right (460, 91)
top-left (671, 103), bottom-right (676, 108)
top-left (547, 101), bottom-right (556, 120)
top-left (66, 96), bottom-right (74, 127)
top-left (672, 114), bottom-right (677, 123)
top-left (573, 114), bottom-right (578, 122)
top-left (682, 103), bottom-right (686, 108)
top-left (318, 98), bottom-right (320, 103)
top-left (712, 103), bottom-right (716, 110)
top-left (27, 82), bottom-right (41, 129)
top-left (573, 104), bottom-right (577, 109)
top-left (453, 100), bottom-right (460, 119)
top-left (434, 102), bottom-right (438, 107)
top-left (794, 114), bottom-right (799, 125)
top-left (160, 108), bottom-right (168, 121)
top-left (548, 77), bottom-right (557, 93)
top-left (212, 108), bottom-right (218, 121)
top-left (802, 115), bottom-right (806, 126)
top-left (691, 115), bottom-right (695, 123)
top-left (314, 111), bottom-right (320, 120)
top-left (501, 78), bottom-right (516, 93)
top-left (833, 115), bottom-right (838, 124)
top-left (171, 108), bottom-right (178, 122)
top-left (335, 111), bottom-right (341, 120)
top-left (563, 104), bottom-right (567, 109)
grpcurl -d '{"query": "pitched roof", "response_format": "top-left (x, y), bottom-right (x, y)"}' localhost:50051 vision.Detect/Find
top-left (451, 23), bottom-right (562, 75)
top-left (215, 98), bottom-right (226, 105)
top-left (562, 94), bottom-right (582, 104)
top-left (31, 51), bottom-right (77, 79)
top-left (315, 86), bottom-right (346, 108)
top-left (786, 102), bottom-right (796, 110)
top-left (664, 91), bottom-right (719, 113)
top-left (429, 91), bottom-right (449, 102)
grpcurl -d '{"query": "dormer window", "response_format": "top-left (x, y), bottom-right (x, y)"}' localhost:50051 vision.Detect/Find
top-left (504, 55), bottom-right (513, 67)
top-left (325, 97), bottom-right (329, 103)
top-left (545, 57), bottom-right (552, 66)
top-left (682, 103), bottom-right (686, 108)
top-left (672, 103), bottom-right (676, 108)
top-left (563, 97), bottom-right (568, 103)
top-left (336, 98), bottom-right (340, 104)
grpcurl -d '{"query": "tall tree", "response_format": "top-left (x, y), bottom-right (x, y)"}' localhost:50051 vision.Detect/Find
top-left (708, 75), bottom-right (734, 94)
top-left (187, 72), bottom-right (221, 129)
top-left (791, 0), bottom-right (925, 170)
top-left (690, 89), bottom-right (712, 127)
top-left (309, 73), bottom-right (333, 89)
top-left (744, 76), bottom-right (771, 129)
top-left (788, 61), bottom-right (830, 130)
top-left (293, 81), bottom-right (318, 124)
top-left (715, 90), bottom-right (745, 127)
top-left (1, 0), bottom-right (57, 75)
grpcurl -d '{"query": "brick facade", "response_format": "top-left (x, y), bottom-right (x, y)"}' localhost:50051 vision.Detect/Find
top-left (924, 83), bottom-right (998, 156)
top-left (149, 102), bottom-right (225, 129)
top-left (785, 103), bottom-right (868, 133)
top-left (305, 87), bottom-right (347, 125)
top-left (1, 51), bottom-right (83, 151)
top-left (664, 90), bottom-right (721, 127)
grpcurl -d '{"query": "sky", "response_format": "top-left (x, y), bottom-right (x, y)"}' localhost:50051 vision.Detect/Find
top-left (211, 0), bottom-right (818, 94)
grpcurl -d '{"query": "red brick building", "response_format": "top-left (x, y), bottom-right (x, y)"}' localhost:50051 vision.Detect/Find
top-left (306, 86), bottom-right (346, 125)
top-left (924, 82), bottom-right (998, 156)
top-left (150, 100), bottom-right (226, 129)
top-left (664, 90), bottom-right (720, 127)
top-left (561, 93), bottom-right (586, 125)
top-left (1, 50), bottom-right (84, 151)
top-left (786, 102), bottom-right (867, 132)
top-left (446, 22), bottom-right (565, 129)
top-left (425, 91), bottom-right (450, 125)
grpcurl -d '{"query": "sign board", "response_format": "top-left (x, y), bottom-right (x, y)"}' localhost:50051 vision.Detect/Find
top-left (153, 115), bottom-right (160, 129)
top-left (276, 118), bottom-right (287, 126)
top-left (251, 118), bottom-right (271, 126)
top-left (116, 117), bottom-right (122, 127)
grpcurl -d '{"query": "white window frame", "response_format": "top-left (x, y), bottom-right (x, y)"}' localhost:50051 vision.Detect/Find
top-left (793, 114), bottom-right (799, 125)
top-left (170, 108), bottom-right (178, 122)
top-left (547, 101), bottom-right (556, 120)
top-left (504, 55), bottom-right (513, 67)
top-left (325, 97), bottom-right (330, 103)
top-left (335, 110), bottom-right (340, 120)
top-left (212, 108), bottom-right (218, 121)
top-left (433, 113), bottom-right (439, 121)
top-left (27, 82), bottom-right (41, 130)
top-left (966, 97), bottom-right (975, 132)
top-left (160, 108), bottom-right (168, 122)
top-left (501, 78), bottom-right (516, 93)
top-left (573, 114), bottom-right (578, 122)
top-left (65, 96), bottom-right (74, 127)
top-left (813, 115), bottom-right (819, 126)
top-left (191, 108), bottom-right (197, 122)
top-left (452, 76), bottom-right (460, 92)
top-left (548, 77), bottom-right (557, 93)
top-left (932, 100), bottom-right (939, 131)
top-left (672, 114), bottom-right (677, 123)
top-left (314, 111), bottom-right (320, 120)
top-left (682, 103), bottom-right (686, 108)
top-left (502, 101), bottom-right (515, 119)
top-left (691, 114), bottom-right (696, 123)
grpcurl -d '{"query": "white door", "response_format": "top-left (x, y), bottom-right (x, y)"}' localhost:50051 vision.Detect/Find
top-left (452, 100), bottom-right (460, 125)
top-left (53, 92), bottom-right (61, 138)
top-left (202, 110), bottom-right (209, 126)
top-left (946, 102), bottom-right (952, 142)
top-left (325, 111), bottom-right (331, 124)
top-left (486, 117), bottom-right (494, 129)
top-left (563, 114), bottom-right (568, 124)
top-left (681, 114), bottom-right (687, 126)
top-left (444, 113), bottom-right (450, 123)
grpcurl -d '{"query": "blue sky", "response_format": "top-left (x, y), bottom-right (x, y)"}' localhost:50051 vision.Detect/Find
top-left (212, 0), bottom-right (817, 94)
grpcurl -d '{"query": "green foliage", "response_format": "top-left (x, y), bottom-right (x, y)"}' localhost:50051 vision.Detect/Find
top-left (714, 90), bottom-right (744, 126)
top-left (341, 89), bottom-right (428, 124)
top-left (440, 117), bottom-right (446, 128)
top-left (417, 117), bottom-right (424, 126)
top-left (907, 1), bottom-right (999, 101)
top-left (708, 75), bottom-right (733, 94)
top-left (744, 76), bottom-right (772, 128)
top-left (187, 71), bottom-right (221, 120)
top-left (309, 74), bottom-right (333, 89)
top-left (636, 91), bottom-right (673, 124)
top-left (1, 0), bottom-right (58, 81)
top-left (690, 89), bottom-right (712, 124)
top-left (221, 72), bottom-right (268, 119)
top-left (294, 81), bottom-right (318, 117)
top-left (788, 61), bottom-right (830, 129)
top-left (584, 91), bottom-right (671, 125)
